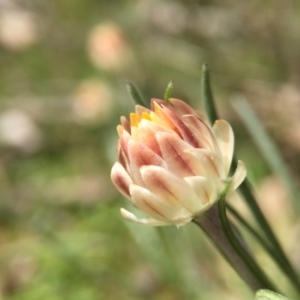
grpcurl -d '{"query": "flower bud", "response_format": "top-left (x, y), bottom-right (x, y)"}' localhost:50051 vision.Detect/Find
top-left (111, 98), bottom-right (246, 226)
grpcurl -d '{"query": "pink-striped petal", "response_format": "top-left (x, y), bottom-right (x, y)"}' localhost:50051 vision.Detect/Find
top-left (137, 119), bottom-right (174, 156)
top-left (135, 105), bottom-right (151, 116)
top-left (186, 148), bottom-right (226, 180)
top-left (140, 165), bottom-right (199, 214)
top-left (150, 98), bottom-right (167, 110)
top-left (184, 176), bottom-right (218, 209)
top-left (182, 115), bottom-right (221, 153)
top-left (127, 139), bottom-right (166, 185)
top-left (160, 105), bottom-right (201, 147)
top-left (213, 120), bottom-right (234, 174)
top-left (129, 184), bottom-right (193, 222)
top-left (120, 116), bottom-right (130, 133)
top-left (111, 162), bottom-right (133, 199)
top-left (169, 98), bottom-right (199, 117)
top-left (156, 132), bottom-right (200, 177)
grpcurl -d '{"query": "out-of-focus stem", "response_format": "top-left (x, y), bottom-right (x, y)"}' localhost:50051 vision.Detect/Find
top-left (200, 64), bottom-right (300, 294)
top-left (238, 180), bottom-right (300, 293)
top-left (227, 203), bottom-right (300, 295)
top-left (193, 205), bottom-right (275, 292)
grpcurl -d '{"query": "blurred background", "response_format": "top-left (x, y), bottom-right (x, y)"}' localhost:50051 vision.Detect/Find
top-left (0, 0), bottom-right (300, 299)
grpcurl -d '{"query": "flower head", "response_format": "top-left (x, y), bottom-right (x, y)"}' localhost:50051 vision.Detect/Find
top-left (111, 98), bottom-right (246, 226)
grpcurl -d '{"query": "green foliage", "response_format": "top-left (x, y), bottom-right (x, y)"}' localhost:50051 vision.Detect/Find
top-left (0, 0), bottom-right (300, 299)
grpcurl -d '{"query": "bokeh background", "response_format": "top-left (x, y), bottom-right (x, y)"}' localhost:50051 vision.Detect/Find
top-left (0, 0), bottom-right (300, 299)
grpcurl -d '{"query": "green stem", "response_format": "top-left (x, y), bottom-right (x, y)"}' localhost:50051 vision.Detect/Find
top-left (239, 180), bottom-right (300, 293)
top-left (227, 204), bottom-right (275, 255)
top-left (200, 64), bottom-right (300, 293)
top-left (218, 192), bottom-right (277, 292)
top-left (194, 205), bottom-right (272, 292)
top-left (227, 203), bottom-right (300, 294)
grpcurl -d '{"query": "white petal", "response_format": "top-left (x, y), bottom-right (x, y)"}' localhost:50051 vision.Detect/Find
top-left (111, 162), bottom-right (133, 199)
top-left (185, 148), bottom-right (226, 180)
top-left (213, 120), bottom-right (234, 174)
top-left (135, 105), bottom-right (151, 116)
top-left (140, 165), bottom-right (199, 214)
top-left (184, 176), bottom-right (219, 209)
top-left (130, 184), bottom-right (193, 222)
top-left (120, 208), bottom-right (171, 226)
top-left (182, 115), bottom-right (219, 152)
top-left (127, 138), bottom-right (166, 186)
top-left (156, 132), bottom-right (197, 177)
top-left (230, 160), bottom-right (247, 191)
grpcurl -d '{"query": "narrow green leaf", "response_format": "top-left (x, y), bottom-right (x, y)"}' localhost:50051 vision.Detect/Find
top-left (201, 63), bottom-right (219, 124)
top-left (164, 80), bottom-right (174, 102)
top-left (199, 68), bottom-right (300, 294)
top-left (231, 96), bottom-right (300, 209)
top-left (125, 81), bottom-right (147, 106)
top-left (232, 97), bottom-right (300, 294)
top-left (255, 289), bottom-right (290, 300)
top-left (218, 183), bottom-right (277, 292)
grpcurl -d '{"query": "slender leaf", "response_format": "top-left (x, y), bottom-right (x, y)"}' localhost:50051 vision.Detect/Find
top-left (125, 81), bottom-right (147, 106)
top-left (201, 63), bottom-right (218, 124)
top-left (231, 96), bottom-right (299, 209)
top-left (164, 80), bottom-right (174, 102)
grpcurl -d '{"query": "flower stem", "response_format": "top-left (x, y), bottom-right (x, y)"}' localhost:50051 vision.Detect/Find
top-left (193, 205), bottom-right (276, 292)
top-left (200, 64), bottom-right (300, 293)
top-left (227, 203), bottom-right (300, 294)
top-left (218, 194), bottom-right (278, 292)
top-left (238, 180), bottom-right (300, 293)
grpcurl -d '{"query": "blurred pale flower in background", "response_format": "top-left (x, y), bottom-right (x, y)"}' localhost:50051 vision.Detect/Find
top-left (72, 79), bottom-right (113, 123)
top-left (3, 254), bottom-right (36, 295)
top-left (137, 0), bottom-right (187, 34)
top-left (87, 22), bottom-right (131, 72)
top-left (0, 9), bottom-right (38, 51)
top-left (0, 109), bottom-right (42, 153)
top-left (44, 174), bottom-right (114, 205)
top-left (258, 176), bottom-right (294, 230)
top-left (257, 176), bottom-right (297, 260)
top-left (111, 98), bottom-right (246, 226)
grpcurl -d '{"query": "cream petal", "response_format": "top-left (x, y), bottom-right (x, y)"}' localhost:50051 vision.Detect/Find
top-left (186, 148), bottom-right (226, 180)
top-left (213, 120), bottom-right (234, 174)
top-left (150, 98), bottom-right (166, 110)
top-left (120, 208), bottom-right (171, 226)
top-left (160, 106), bottom-right (201, 147)
top-left (120, 116), bottom-right (130, 133)
top-left (230, 160), bottom-right (247, 191)
top-left (140, 165), bottom-right (199, 214)
top-left (137, 123), bottom-right (162, 156)
top-left (184, 176), bottom-right (218, 208)
top-left (139, 119), bottom-right (174, 134)
top-left (169, 98), bottom-right (199, 117)
top-left (172, 216), bottom-right (193, 227)
top-left (135, 105), bottom-right (151, 116)
top-left (156, 132), bottom-right (199, 177)
top-left (127, 139), bottom-right (166, 186)
top-left (138, 119), bottom-right (174, 156)
top-left (111, 162), bottom-right (133, 199)
top-left (182, 115), bottom-right (220, 153)
top-left (129, 184), bottom-right (193, 222)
